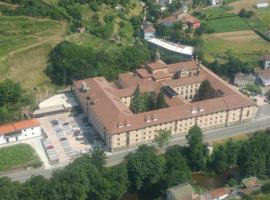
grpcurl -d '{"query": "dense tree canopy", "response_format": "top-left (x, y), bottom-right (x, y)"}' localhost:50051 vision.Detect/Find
top-left (186, 125), bottom-right (208, 171)
top-left (206, 57), bottom-right (253, 81)
top-left (193, 80), bottom-right (220, 102)
top-left (126, 145), bottom-right (165, 191)
top-left (0, 79), bottom-right (30, 124)
top-left (47, 41), bottom-right (151, 85)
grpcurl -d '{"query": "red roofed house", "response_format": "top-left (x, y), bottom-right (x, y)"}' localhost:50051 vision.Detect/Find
top-left (142, 21), bottom-right (156, 40)
top-left (0, 119), bottom-right (41, 145)
top-left (180, 14), bottom-right (201, 29)
top-left (209, 187), bottom-right (230, 200)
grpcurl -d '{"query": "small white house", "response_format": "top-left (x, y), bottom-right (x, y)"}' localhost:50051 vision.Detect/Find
top-left (256, 2), bottom-right (269, 9)
top-left (0, 119), bottom-right (42, 145)
top-left (263, 54), bottom-right (270, 69)
top-left (142, 22), bottom-right (156, 40)
top-left (209, 0), bottom-right (223, 6)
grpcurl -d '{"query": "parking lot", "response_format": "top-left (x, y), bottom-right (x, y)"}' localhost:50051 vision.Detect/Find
top-left (39, 112), bottom-right (105, 164)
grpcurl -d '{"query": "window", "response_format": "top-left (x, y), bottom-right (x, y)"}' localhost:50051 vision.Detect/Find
top-left (118, 143), bottom-right (120, 146)
top-left (246, 110), bottom-right (250, 117)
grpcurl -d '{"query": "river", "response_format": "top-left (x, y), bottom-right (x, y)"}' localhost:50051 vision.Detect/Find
top-left (121, 168), bottom-right (241, 200)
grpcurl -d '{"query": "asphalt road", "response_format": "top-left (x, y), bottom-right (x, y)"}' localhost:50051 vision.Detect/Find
top-left (2, 105), bottom-right (270, 182)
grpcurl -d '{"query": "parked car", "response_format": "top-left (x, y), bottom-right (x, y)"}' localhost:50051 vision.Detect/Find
top-left (62, 122), bottom-right (69, 126)
top-left (74, 130), bottom-right (81, 136)
top-left (76, 135), bottom-right (84, 141)
top-left (60, 137), bottom-right (67, 141)
top-left (51, 120), bottom-right (59, 126)
top-left (46, 144), bottom-right (54, 150)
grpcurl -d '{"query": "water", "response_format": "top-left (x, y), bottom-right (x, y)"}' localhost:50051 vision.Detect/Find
top-left (192, 167), bottom-right (241, 189)
top-left (121, 168), bottom-right (241, 199)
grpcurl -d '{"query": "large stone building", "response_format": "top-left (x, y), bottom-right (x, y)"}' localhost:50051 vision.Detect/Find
top-left (74, 58), bottom-right (257, 152)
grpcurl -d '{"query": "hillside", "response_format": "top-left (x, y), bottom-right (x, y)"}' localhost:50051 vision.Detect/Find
top-left (0, 0), bottom-right (143, 100)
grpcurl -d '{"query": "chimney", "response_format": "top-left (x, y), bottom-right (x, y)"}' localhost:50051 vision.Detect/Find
top-left (117, 121), bottom-right (124, 128)
top-left (151, 113), bottom-right (158, 121)
top-left (144, 115), bottom-right (151, 123)
top-left (81, 81), bottom-right (90, 92)
top-left (125, 119), bottom-right (131, 127)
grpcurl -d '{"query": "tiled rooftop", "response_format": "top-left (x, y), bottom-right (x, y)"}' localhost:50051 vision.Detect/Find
top-left (74, 59), bottom-right (255, 135)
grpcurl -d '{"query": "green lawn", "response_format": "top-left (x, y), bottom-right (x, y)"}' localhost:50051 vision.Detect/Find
top-left (0, 144), bottom-right (41, 172)
top-left (202, 31), bottom-right (270, 65)
top-left (208, 16), bottom-right (250, 33)
top-left (256, 10), bottom-right (270, 26)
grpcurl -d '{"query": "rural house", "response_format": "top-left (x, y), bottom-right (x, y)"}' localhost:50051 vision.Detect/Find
top-left (167, 183), bottom-right (198, 200)
top-left (234, 73), bottom-right (256, 87)
top-left (263, 54), bottom-right (270, 69)
top-left (0, 119), bottom-right (42, 145)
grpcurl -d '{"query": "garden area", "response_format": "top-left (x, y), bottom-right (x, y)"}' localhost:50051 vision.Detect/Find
top-left (207, 16), bottom-right (250, 33)
top-left (0, 144), bottom-right (41, 172)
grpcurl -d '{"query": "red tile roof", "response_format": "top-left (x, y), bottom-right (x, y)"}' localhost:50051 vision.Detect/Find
top-left (144, 26), bottom-right (156, 33)
top-left (0, 119), bottom-right (40, 135)
top-left (0, 124), bottom-right (15, 135)
top-left (146, 60), bottom-right (167, 70)
top-left (153, 71), bottom-right (171, 80)
top-left (210, 187), bottom-right (230, 199)
top-left (136, 68), bottom-right (152, 78)
top-left (74, 60), bottom-right (256, 135)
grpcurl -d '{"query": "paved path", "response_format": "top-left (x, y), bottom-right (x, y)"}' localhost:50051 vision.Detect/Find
top-left (1, 105), bottom-right (270, 182)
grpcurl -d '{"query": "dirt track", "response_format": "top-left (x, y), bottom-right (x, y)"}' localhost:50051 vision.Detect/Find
top-left (209, 30), bottom-right (260, 41)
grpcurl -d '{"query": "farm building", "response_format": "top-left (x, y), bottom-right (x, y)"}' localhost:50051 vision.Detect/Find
top-left (263, 54), bottom-right (270, 69)
top-left (0, 119), bottom-right (42, 145)
top-left (256, 2), bottom-right (269, 9)
top-left (142, 21), bottom-right (156, 40)
top-left (167, 184), bottom-right (197, 200)
top-left (209, 0), bottom-right (223, 6)
top-left (234, 73), bottom-right (256, 87)
top-left (257, 68), bottom-right (270, 86)
top-left (156, 0), bottom-right (172, 11)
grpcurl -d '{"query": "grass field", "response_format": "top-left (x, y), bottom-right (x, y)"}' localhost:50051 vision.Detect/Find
top-left (202, 30), bottom-right (270, 64)
top-left (208, 16), bottom-right (250, 33)
top-left (0, 15), bottom-right (66, 94)
top-left (228, 0), bottom-right (270, 13)
top-left (0, 144), bottom-right (41, 172)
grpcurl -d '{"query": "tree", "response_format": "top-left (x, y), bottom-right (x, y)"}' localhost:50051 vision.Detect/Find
top-left (186, 125), bottom-right (208, 171)
top-left (154, 129), bottom-right (171, 148)
top-left (239, 9), bottom-right (254, 19)
top-left (193, 80), bottom-right (219, 101)
top-left (156, 91), bottom-right (167, 109)
top-left (163, 146), bottom-right (192, 187)
top-left (225, 140), bottom-right (240, 168)
top-left (211, 145), bottom-right (228, 173)
top-left (142, 92), bottom-right (157, 111)
top-left (130, 85), bottom-right (144, 113)
top-left (237, 132), bottom-right (270, 178)
top-left (126, 145), bottom-right (165, 191)
top-left (91, 148), bottom-right (106, 169)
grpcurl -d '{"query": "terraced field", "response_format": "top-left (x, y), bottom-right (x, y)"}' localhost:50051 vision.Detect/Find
top-left (0, 16), bottom-right (66, 90)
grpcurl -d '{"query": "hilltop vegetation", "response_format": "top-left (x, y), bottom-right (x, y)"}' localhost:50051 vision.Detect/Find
top-left (0, 0), bottom-right (144, 90)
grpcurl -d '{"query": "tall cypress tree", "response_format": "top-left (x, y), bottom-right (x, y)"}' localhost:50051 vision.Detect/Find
top-left (156, 91), bottom-right (167, 109)
top-left (130, 85), bottom-right (144, 113)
